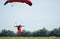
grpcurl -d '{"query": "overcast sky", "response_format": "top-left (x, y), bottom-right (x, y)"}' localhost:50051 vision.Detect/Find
top-left (0, 0), bottom-right (60, 32)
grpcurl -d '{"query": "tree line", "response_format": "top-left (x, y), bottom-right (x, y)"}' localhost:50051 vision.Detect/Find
top-left (0, 27), bottom-right (60, 37)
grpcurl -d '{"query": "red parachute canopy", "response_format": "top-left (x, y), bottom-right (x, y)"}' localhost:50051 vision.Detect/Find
top-left (4, 0), bottom-right (32, 6)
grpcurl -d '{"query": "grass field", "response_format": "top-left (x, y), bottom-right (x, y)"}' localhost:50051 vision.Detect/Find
top-left (0, 37), bottom-right (60, 39)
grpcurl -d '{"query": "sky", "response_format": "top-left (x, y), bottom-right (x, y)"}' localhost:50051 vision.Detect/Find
top-left (0, 0), bottom-right (60, 32)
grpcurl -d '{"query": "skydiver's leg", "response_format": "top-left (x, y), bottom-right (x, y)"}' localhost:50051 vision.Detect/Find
top-left (4, 1), bottom-right (9, 5)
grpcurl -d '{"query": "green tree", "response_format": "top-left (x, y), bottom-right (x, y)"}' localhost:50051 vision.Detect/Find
top-left (32, 28), bottom-right (48, 37)
top-left (22, 30), bottom-right (32, 37)
top-left (38, 28), bottom-right (48, 36)
top-left (49, 28), bottom-right (59, 37)
top-left (0, 29), bottom-right (16, 37)
top-left (57, 27), bottom-right (60, 37)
